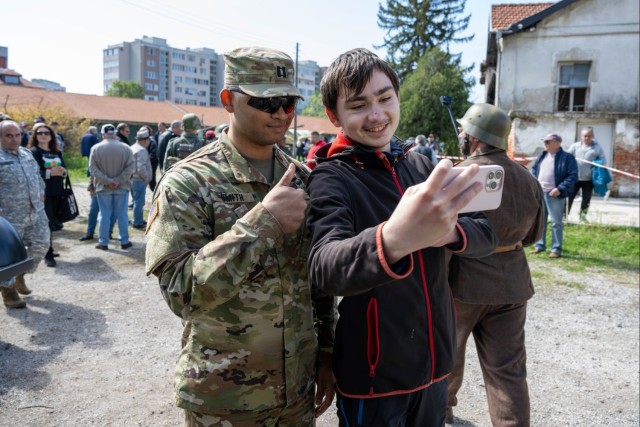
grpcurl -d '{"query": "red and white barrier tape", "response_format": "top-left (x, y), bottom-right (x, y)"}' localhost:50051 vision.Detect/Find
top-left (436, 155), bottom-right (639, 180)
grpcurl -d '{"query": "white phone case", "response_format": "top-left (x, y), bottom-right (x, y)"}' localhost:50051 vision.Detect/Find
top-left (444, 165), bottom-right (505, 213)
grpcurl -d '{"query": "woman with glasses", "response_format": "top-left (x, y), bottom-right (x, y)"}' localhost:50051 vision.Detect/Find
top-left (28, 123), bottom-right (67, 267)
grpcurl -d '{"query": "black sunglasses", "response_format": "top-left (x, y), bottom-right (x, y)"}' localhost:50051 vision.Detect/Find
top-left (36, 131), bottom-right (51, 136)
top-left (230, 88), bottom-right (298, 114)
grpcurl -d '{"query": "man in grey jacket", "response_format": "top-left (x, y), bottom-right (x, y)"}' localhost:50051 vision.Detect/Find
top-left (89, 124), bottom-right (135, 250)
top-left (567, 126), bottom-right (606, 222)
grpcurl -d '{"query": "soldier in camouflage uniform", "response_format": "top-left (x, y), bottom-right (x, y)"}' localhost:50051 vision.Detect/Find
top-left (163, 113), bottom-right (207, 172)
top-left (0, 120), bottom-right (50, 308)
top-left (145, 47), bottom-right (336, 427)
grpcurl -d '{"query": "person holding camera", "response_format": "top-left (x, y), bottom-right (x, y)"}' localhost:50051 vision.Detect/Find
top-left (446, 103), bottom-right (545, 425)
top-left (306, 49), bottom-right (497, 427)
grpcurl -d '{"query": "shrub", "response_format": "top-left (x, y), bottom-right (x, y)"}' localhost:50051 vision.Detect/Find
top-left (5, 104), bottom-right (94, 158)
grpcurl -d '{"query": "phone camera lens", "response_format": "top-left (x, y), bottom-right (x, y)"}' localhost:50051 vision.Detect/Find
top-left (488, 172), bottom-right (495, 179)
top-left (496, 171), bottom-right (503, 179)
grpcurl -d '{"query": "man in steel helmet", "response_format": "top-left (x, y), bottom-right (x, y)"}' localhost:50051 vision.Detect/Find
top-left (446, 103), bottom-right (545, 426)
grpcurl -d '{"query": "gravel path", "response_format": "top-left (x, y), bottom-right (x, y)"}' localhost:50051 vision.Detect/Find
top-left (0, 188), bottom-right (637, 426)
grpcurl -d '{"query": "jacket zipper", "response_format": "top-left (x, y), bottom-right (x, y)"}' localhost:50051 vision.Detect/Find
top-left (382, 154), bottom-right (436, 381)
top-left (366, 298), bottom-right (380, 387)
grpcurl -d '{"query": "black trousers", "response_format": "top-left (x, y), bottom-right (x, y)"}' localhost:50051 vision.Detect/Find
top-left (44, 194), bottom-right (62, 228)
top-left (568, 180), bottom-right (594, 214)
top-left (149, 164), bottom-right (158, 192)
top-left (337, 380), bottom-right (447, 427)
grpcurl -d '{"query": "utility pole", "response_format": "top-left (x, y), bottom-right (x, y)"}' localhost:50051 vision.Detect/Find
top-left (293, 42), bottom-right (299, 148)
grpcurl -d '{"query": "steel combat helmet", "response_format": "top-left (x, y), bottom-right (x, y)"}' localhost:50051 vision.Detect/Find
top-left (457, 103), bottom-right (511, 150)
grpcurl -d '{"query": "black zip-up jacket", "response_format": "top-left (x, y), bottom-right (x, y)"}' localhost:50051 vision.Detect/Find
top-left (307, 135), bottom-right (496, 398)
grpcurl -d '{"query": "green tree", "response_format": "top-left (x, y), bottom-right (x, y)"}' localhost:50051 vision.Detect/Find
top-left (105, 80), bottom-right (144, 99)
top-left (300, 92), bottom-right (326, 117)
top-left (377, 0), bottom-right (472, 80)
top-left (397, 47), bottom-right (472, 156)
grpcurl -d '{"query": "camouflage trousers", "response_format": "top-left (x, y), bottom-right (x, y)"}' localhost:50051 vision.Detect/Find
top-left (183, 388), bottom-right (315, 427)
top-left (0, 208), bottom-right (50, 286)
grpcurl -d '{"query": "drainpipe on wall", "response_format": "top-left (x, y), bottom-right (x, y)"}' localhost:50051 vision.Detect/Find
top-left (495, 30), bottom-right (504, 108)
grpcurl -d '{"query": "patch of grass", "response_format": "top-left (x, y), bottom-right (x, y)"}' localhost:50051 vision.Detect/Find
top-left (530, 267), bottom-right (585, 290)
top-left (65, 154), bottom-right (89, 183)
top-left (527, 223), bottom-right (640, 275)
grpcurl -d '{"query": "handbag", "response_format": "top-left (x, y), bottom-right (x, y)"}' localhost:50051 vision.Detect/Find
top-left (57, 176), bottom-right (80, 223)
top-left (592, 158), bottom-right (611, 197)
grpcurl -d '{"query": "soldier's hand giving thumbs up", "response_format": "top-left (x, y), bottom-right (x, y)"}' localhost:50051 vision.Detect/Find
top-left (262, 163), bottom-right (308, 234)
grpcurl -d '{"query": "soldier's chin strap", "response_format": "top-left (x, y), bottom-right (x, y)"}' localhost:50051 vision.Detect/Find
top-left (459, 134), bottom-right (471, 159)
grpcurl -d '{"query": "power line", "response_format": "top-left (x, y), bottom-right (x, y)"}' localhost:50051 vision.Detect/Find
top-left (116, 0), bottom-right (298, 55)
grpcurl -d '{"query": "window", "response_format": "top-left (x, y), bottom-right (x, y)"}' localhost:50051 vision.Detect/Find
top-left (2, 75), bottom-right (19, 84)
top-left (557, 63), bottom-right (590, 112)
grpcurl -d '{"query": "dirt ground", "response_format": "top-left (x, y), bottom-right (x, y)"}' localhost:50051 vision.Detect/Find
top-left (1, 197), bottom-right (638, 426)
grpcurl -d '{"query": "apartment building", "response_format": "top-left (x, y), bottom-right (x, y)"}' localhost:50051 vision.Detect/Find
top-left (31, 79), bottom-right (66, 92)
top-left (103, 36), bottom-right (224, 107)
top-left (296, 59), bottom-right (321, 113)
top-left (0, 46), bottom-right (7, 68)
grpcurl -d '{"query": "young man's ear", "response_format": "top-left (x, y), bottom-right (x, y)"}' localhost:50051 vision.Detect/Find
top-left (325, 107), bottom-right (341, 128)
top-left (220, 89), bottom-right (234, 112)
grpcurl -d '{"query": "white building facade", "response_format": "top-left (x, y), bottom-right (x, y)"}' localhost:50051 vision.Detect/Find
top-left (484, 0), bottom-right (639, 196)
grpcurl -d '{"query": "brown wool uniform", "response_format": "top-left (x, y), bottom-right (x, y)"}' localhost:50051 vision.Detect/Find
top-left (448, 147), bottom-right (545, 426)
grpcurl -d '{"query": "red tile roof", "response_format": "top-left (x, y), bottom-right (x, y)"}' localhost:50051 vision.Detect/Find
top-left (0, 85), bottom-right (336, 134)
top-left (491, 3), bottom-right (554, 31)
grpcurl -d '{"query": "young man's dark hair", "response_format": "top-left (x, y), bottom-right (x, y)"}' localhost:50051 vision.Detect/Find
top-left (320, 48), bottom-right (400, 113)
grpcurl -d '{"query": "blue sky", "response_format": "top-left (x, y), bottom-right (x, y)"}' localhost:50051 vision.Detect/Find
top-left (2, 0), bottom-right (549, 102)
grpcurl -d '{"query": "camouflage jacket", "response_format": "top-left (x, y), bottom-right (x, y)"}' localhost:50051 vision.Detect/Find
top-left (0, 146), bottom-right (45, 220)
top-left (163, 132), bottom-right (206, 172)
top-left (145, 132), bottom-right (335, 415)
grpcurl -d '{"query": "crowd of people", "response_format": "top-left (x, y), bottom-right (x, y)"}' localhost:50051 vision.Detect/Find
top-left (0, 111), bottom-right (217, 308)
top-left (0, 44), bottom-right (611, 427)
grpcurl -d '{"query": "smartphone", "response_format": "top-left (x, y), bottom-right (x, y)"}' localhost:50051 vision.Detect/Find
top-left (443, 164), bottom-right (505, 213)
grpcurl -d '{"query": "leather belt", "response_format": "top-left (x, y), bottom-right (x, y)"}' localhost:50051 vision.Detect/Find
top-left (494, 241), bottom-right (523, 253)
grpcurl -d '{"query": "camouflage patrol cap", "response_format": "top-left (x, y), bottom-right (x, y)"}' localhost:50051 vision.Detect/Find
top-left (224, 46), bottom-right (303, 99)
top-left (181, 113), bottom-right (201, 131)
